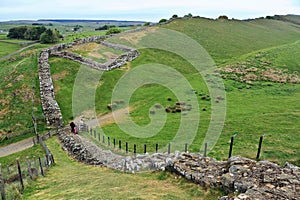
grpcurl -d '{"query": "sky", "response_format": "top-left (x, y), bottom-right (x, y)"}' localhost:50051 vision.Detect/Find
top-left (0, 0), bottom-right (300, 22)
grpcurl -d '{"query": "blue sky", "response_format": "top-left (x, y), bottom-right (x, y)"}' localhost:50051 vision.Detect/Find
top-left (0, 0), bottom-right (299, 22)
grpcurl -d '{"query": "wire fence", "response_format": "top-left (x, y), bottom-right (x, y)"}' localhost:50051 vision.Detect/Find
top-left (0, 135), bottom-right (55, 200)
top-left (81, 125), bottom-right (266, 160)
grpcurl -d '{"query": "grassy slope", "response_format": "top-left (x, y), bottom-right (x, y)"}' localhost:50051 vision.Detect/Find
top-left (162, 18), bottom-right (300, 65)
top-left (49, 18), bottom-right (300, 165)
top-left (0, 41), bottom-right (22, 57)
top-left (162, 18), bottom-right (300, 164)
top-left (23, 137), bottom-right (222, 200)
top-left (0, 54), bottom-right (46, 141)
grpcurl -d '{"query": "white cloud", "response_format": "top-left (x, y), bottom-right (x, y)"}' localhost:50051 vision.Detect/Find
top-left (0, 0), bottom-right (299, 21)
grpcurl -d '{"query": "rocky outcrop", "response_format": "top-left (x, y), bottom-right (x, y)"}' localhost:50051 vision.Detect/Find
top-left (58, 129), bottom-right (300, 199)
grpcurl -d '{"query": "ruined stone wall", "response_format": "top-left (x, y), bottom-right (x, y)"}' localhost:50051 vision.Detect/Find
top-left (58, 129), bottom-right (300, 200)
top-left (38, 50), bottom-right (63, 127)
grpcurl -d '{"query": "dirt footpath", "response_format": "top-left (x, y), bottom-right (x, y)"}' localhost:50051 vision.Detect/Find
top-left (0, 137), bottom-right (34, 157)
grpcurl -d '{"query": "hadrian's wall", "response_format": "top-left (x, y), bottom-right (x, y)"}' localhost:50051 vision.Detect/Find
top-left (38, 35), bottom-right (139, 127)
top-left (58, 129), bottom-right (300, 200)
top-left (38, 50), bottom-right (63, 127)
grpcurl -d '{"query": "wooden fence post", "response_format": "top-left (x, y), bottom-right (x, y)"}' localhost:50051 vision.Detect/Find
top-left (168, 143), bottom-right (171, 154)
top-left (16, 159), bottom-right (24, 192)
top-left (44, 155), bottom-right (49, 167)
top-left (98, 133), bottom-right (100, 141)
top-left (0, 164), bottom-right (6, 200)
top-left (256, 135), bottom-right (264, 160)
top-left (185, 143), bottom-right (188, 153)
top-left (155, 144), bottom-right (158, 153)
top-left (33, 156), bottom-right (38, 176)
top-left (134, 144), bottom-right (136, 156)
top-left (144, 144), bottom-right (147, 154)
top-left (102, 135), bottom-right (105, 143)
top-left (90, 128), bottom-right (92, 135)
top-left (119, 140), bottom-right (122, 150)
top-left (113, 139), bottom-right (116, 148)
top-left (38, 157), bottom-right (44, 177)
top-left (203, 142), bottom-right (208, 158)
top-left (50, 154), bottom-right (55, 165)
top-left (108, 137), bottom-right (110, 146)
top-left (26, 157), bottom-right (33, 180)
top-left (228, 136), bottom-right (234, 158)
top-left (126, 142), bottom-right (128, 153)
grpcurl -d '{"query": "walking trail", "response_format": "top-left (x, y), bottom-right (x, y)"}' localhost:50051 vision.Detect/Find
top-left (0, 107), bottom-right (130, 157)
top-left (0, 137), bottom-right (34, 157)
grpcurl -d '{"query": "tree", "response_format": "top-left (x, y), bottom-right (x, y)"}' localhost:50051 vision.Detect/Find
top-left (95, 25), bottom-right (116, 31)
top-left (105, 27), bottom-right (121, 35)
top-left (218, 15), bottom-right (229, 20)
top-left (73, 24), bottom-right (83, 32)
top-left (184, 13), bottom-right (193, 18)
top-left (24, 27), bottom-right (37, 40)
top-left (8, 26), bottom-right (46, 40)
top-left (40, 28), bottom-right (60, 43)
top-left (144, 22), bottom-right (150, 26)
top-left (172, 14), bottom-right (178, 18)
top-left (7, 26), bottom-right (27, 39)
top-left (159, 18), bottom-right (168, 23)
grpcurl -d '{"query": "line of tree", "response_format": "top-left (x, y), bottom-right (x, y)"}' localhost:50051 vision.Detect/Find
top-left (95, 25), bottom-right (116, 31)
top-left (7, 26), bottom-right (62, 43)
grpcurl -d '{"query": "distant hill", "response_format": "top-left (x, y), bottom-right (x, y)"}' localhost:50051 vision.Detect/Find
top-left (0, 19), bottom-right (146, 26)
top-left (37, 19), bottom-right (146, 23)
top-left (162, 15), bottom-right (300, 65)
top-left (272, 14), bottom-right (300, 25)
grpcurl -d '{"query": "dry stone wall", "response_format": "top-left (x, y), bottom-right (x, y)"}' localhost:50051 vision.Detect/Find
top-left (38, 50), bottom-right (63, 127)
top-left (58, 129), bottom-right (300, 200)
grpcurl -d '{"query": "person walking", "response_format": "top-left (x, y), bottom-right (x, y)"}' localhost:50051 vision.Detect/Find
top-left (70, 122), bottom-right (76, 133)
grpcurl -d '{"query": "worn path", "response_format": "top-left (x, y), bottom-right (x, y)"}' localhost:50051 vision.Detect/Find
top-left (0, 137), bottom-right (34, 157)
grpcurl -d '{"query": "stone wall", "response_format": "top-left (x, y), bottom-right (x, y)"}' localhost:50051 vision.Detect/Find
top-left (38, 50), bottom-right (63, 127)
top-left (58, 129), bottom-right (300, 200)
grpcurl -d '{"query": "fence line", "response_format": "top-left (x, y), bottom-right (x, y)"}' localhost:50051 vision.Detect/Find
top-left (0, 131), bottom-right (56, 199)
top-left (82, 126), bottom-right (265, 161)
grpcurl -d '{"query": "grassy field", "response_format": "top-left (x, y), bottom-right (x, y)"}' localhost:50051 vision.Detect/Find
top-left (0, 41), bottom-right (22, 58)
top-left (49, 45), bottom-right (300, 165)
top-left (47, 17), bottom-right (300, 165)
top-left (0, 16), bottom-right (299, 199)
top-left (162, 17), bottom-right (300, 65)
top-left (0, 44), bottom-right (49, 145)
top-left (68, 42), bottom-right (125, 63)
top-left (22, 137), bottom-right (223, 200)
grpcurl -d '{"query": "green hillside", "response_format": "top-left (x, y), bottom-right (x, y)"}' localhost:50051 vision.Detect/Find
top-left (1, 15), bottom-right (300, 199)
top-left (162, 17), bottom-right (300, 65)
top-left (0, 49), bottom-right (48, 144)
top-left (1, 16), bottom-right (300, 162)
